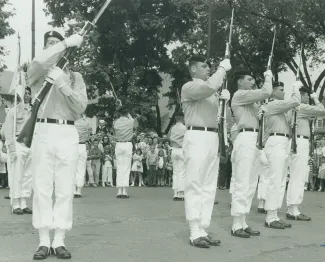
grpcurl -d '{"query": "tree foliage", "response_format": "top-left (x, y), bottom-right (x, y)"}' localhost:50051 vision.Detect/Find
top-left (43, 0), bottom-right (325, 135)
top-left (0, 0), bottom-right (15, 71)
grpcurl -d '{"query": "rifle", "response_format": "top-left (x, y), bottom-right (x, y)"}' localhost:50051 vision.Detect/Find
top-left (17, 0), bottom-right (112, 148)
top-left (291, 44), bottom-right (303, 154)
top-left (309, 118), bottom-right (316, 157)
top-left (218, 8), bottom-right (234, 163)
top-left (256, 26), bottom-right (276, 150)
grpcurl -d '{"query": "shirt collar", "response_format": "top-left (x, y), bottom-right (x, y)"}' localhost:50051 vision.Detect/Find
top-left (192, 78), bottom-right (206, 84)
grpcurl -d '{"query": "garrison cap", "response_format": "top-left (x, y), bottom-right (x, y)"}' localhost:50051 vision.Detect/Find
top-left (118, 105), bottom-right (129, 115)
top-left (299, 87), bottom-right (310, 94)
top-left (44, 31), bottom-right (64, 46)
top-left (188, 55), bottom-right (211, 67)
top-left (25, 86), bottom-right (31, 94)
top-left (174, 111), bottom-right (184, 117)
top-left (233, 68), bottom-right (252, 82)
top-left (273, 81), bottom-right (284, 88)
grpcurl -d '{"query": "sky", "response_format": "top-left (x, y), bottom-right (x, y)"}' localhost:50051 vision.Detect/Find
top-left (1, 0), bottom-right (324, 96)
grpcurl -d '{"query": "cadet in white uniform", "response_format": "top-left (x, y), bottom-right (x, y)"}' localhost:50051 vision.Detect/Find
top-left (27, 31), bottom-right (87, 260)
top-left (169, 111), bottom-right (187, 200)
top-left (3, 86), bottom-right (32, 215)
top-left (181, 55), bottom-right (231, 248)
top-left (230, 69), bottom-right (272, 238)
top-left (113, 105), bottom-right (135, 199)
top-left (286, 86), bottom-right (325, 221)
top-left (74, 114), bottom-right (91, 198)
top-left (263, 81), bottom-right (301, 229)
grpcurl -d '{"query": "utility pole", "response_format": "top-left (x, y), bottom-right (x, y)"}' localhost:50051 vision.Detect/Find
top-left (207, 0), bottom-right (212, 60)
top-left (32, 0), bottom-right (35, 59)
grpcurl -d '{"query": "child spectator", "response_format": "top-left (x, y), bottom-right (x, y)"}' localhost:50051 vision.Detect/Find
top-left (165, 154), bottom-right (173, 186)
top-left (0, 137), bottom-right (7, 188)
top-left (131, 148), bottom-right (143, 186)
top-left (318, 156), bottom-right (325, 192)
top-left (102, 145), bottom-right (113, 187)
top-left (157, 149), bottom-right (166, 186)
top-left (146, 146), bottom-right (158, 187)
top-left (85, 142), bottom-right (96, 187)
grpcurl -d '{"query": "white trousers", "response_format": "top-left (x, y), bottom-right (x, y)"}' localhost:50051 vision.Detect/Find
top-left (183, 130), bottom-right (219, 228)
top-left (75, 144), bottom-right (87, 188)
top-left (8, 142), bottom-right (32, 203)
top-left (264, 136), bottom-right (290, 211)
top-left (231, 132), bottom-right (260, 217)
top-left (115, 142), bottom-right (132, 188)
top-left (32, 123), bottom-right (78, 230)
top-left (287, 138), bottom-right (309, 206)
top-left (257, 161), bottom-right (269, 201)
top-left (171, 147), bottom-right (185, 192)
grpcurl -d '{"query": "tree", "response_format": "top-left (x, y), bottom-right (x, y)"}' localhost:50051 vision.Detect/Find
top-left (43, 0), bottom-right (197, 136)
top-left (0, 0), bottom-right (15, 71)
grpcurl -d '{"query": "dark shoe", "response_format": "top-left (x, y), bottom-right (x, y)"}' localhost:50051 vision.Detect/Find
top-left (33, 246), bottom-right (51, 260)
top-left (265, 221), bottom-right (285, 229)
top-left (214, 201), bottom-right (218, 205)
top-left (244, 226), bottom-right (260, 236)
top-left (12, 208), bottom-right (23, 215)
top-left (189, 237), bottom-right (210, 248)
top-left (202, 235), bottom-right (221, 246)
top-left (52, 246), bottom-right (71, 259)
top-left (74, 194), bottom-right (82, 198)
top-left (22, 207), bottom-right (33, 214)
top-left (116, 195), bottom-right (121, 198)
top-left (286, 213), bottom-right (311, 221)
top-left (231, 229), bottom-right (250, 238)
top-left (258, 208), bottom-right (267, 214)
top-left (278, 219), bottom-right (292, 228)
top-left (173, 197), bottom-right (179, 201)
top-left (4, 196), bottom-right (10, 199)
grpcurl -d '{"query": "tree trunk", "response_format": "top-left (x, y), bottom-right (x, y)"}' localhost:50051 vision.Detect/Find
top-left (318, 79), bottom-right (325, 101)
top-left (155, 104), bottom-right (162, 137)
top-left (314, 69), bottom-right (325, 92)
top-left (164, 104), bottom-right (180, 135)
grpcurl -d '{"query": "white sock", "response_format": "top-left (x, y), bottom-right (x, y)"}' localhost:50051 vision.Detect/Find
top-left (258, 199), bottom-right (265, 209)
top-left (117, 187), bottom-right (122, 195)
top-left (39, 228), bottom-right (50, 247)
top-left (292, 205), bottom-right (300, 216)
top-left (241, 215), bottom-right (249, 229)
top-left (52, 228), bottom-right (65, 249)
top-left (266, 210), bottom-right (277, 224)
top-left (199, 226), bottom-right (208, 237)
top-left (74, 186), bottom-right (77, 194)
top-left (232, 216), bottom-right (242, 231)
top-left (189, 220), bottom-right (201, 241)
top-left (173, 190), bottom-right (177, 197)
top-left (12, 198), bottom-right (20, 210)
top-left (122, 187), bottom-right (128, 195)
top-left (20, 197), bottom-right (27, 209)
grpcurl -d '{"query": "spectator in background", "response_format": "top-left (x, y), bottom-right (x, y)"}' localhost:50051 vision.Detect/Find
top-left (147, 146), bottom-right (158, 187)
top-left (157, 149), bottom-right (166, 186)
top-left (0, 135), bottom-right (8, 188)
top-left (131, 148), bottom-right (144, 187)
top-left (90, 139), bottom-right (102, 185)
top-left (85, 142), bottom-right (96, 187)
top-left (96, 119), bottom-right (108, 134)
top-left (102, 145), bottom-right (113, 187)
top-left (318, 156), bottom-right (325, 192)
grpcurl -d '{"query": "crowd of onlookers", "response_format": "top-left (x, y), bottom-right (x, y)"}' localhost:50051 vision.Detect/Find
top-left (84, 128), bottom-right (175, 188)
top-left (1, 119), bottom-right (325, 194)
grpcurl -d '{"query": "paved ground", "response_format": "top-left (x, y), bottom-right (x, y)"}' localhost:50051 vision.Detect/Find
top-left (0, 187), bottom-right (325, 262)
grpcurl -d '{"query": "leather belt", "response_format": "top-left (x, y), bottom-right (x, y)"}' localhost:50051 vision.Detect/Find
top-left (270, 132), bottom-right (289, 138)
top-left (117, 141), bottom-right (132, 143)
top-left (239, 128), bottom-right (259, 133)
top-left (79, 142), bottom-right (86, 144)
top-left (187, 126), bottom-right (218, 133)
top-left (37, 118), bottom-right (74, 125)
top-left (297, 135), bottom-right (309, 139)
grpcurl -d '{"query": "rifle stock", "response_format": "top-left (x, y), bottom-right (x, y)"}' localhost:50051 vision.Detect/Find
top-left (291, 111), bottom-right (297, 154)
